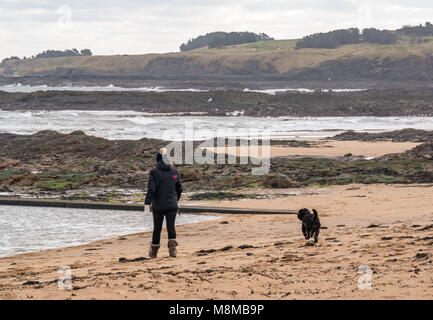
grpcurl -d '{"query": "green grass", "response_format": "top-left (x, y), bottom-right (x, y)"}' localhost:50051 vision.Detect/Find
top-left (0, 170), bottom-right (25, 180)
top-left (105, 189), bottom-right (121, 197)
top-left (35, 173), bottom-right (96, 190)
top-left (229, 39), bottom-right (299, 50)
top-left (243, 182), bottom-right (262, 188)
top-left (190, 191), bottom-right (260, 201)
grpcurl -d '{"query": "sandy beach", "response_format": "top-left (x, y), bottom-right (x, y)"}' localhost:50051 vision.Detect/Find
top-left (1, 183), bottom-right (432, 300)
top-left (206, 140), bottom-right (422, 158)
top-left (2, 1), bottom-right (433, 305)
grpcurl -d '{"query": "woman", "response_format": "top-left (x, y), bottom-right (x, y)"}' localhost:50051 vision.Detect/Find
top-left (145, 148), bottom-right (183, 258)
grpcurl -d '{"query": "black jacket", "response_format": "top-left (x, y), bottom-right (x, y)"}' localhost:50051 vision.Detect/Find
top-left (144, 161), bottom-right (183, 212)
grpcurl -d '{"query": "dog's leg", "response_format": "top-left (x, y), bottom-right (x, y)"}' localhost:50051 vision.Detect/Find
top-left (314, 229), bottom-right (320, 243)
top-left (302, 224), bottom-right (309, 240)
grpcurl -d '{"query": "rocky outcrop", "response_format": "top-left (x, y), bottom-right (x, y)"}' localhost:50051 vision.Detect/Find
top-left (1, 131), bottom-right (433, 193)
top-left (139, 56), bottom-right (277, 79)
top-left (405, 142), bottom-right (433, 159)
top-left (380, 142), bottom-right (433, 161)
top-left (263, 173), bottom-right (295, 188)
top-left (289, 56), bottom-right (433, 81)
top-left (1, 89), bottom-right (433, 117)
top-left (179, 168), bottom-right (203, 182)
top-left (332, 129), bottom-right (433, 142)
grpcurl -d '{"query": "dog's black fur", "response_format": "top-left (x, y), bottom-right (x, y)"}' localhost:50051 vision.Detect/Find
top-left (297, 208), bottom-right (321, 243)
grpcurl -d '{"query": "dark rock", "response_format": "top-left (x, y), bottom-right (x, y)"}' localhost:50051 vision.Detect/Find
top-left (419, 224), bottom-right (433, 231)
top-left (180, 168), bottom-right (202, 181)
top-left (0, 185), bottom-right (11, 192)
top-left (2, 89), bottom-right (433, 117)
top-left (219, 246), bottom-right (233, 251)
top-left (406, 142), bottom-right (433, 159)
top-left (367, 224), bottom-right (381, 228)
top-left (333, 129), bottom-right (433, 142)
top-left (196, 249), bottom-right (217, 256)
top-left (119, 256), bottom-right (149, 263)
top-left (414, 253), bottom-right (429, 260)
top-left (381, 237), bottom-right (393, 240)
top-left (238, 245), bottom-right (257, 249)
top-left (263, 173), bottom-right (294, 188)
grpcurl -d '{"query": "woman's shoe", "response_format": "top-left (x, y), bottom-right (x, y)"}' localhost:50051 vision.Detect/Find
top-left (167, 239), bottom-right (178, 257)
top-left (149, 242), bottom-right (160, 259)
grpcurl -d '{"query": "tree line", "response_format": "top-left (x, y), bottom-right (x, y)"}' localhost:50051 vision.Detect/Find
top-left (180, 32), bottom-right (273, 51)
top-left (295, 28), bottom-right (397, 49)
top-left (296, 22), bottom-right (432, 49)
top-left (397, 22), bottom-right (433, 37)
top-left (1, 48), bottom-right (92, 63)
top-left (34, 48), bottom-right (92, 58)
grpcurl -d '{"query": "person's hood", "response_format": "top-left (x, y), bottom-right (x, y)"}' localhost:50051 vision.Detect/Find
top-left (156, 160), bottom-right (171, 171)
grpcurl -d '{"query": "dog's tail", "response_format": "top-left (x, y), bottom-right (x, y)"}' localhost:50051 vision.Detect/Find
top-left (312, 209), bottom-right (318, 219)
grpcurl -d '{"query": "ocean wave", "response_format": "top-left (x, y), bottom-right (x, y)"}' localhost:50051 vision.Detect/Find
top-left (242, 88), bottom-right (367, 95)
top-left (0, 83), bottom-right (367, 94)
top-left (0, 83), bottom-right (209, 93)
top-left (1, 110), bottom-right (432, 140)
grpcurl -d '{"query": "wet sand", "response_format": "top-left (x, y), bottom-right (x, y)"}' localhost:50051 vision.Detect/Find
top-left (1, 184), bottom-right (432, 300)
top-left (206, 140), bottom-right (422, 158)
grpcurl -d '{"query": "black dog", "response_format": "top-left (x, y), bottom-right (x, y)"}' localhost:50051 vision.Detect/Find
top-left (297, 208), bottom-right (321, 243)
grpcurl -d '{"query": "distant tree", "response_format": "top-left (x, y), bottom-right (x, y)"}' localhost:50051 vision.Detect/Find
top-left (1, 49), bottom-right (92, 63)
top-left (80, 49), bottom-right (92, 56)
top-left (296, 27), bottom-right (401, 49)
top-left (397, 22), bottom-right (433, 37)
top-left (362, 28), bottom-right (398, 44)
top-left (180, 31), bottom-right (273, 51)
top-left (34, 48), bottom-right (93, 59)
top-left (295, 28), bottom-right (361, 49)
top-left (1, 56), bottom-right (21, 63)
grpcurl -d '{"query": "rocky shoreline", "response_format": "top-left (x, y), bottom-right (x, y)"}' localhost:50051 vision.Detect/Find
top-left (1, 88), bottom-right (433, 117)
top-left (1, 130), bottom-right (432, 202)
top-left (332, 128), bottom-right (433, 142)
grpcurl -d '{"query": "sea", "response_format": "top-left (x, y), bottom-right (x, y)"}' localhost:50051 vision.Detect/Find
top-left (0, 205), bottom-right (218, 258)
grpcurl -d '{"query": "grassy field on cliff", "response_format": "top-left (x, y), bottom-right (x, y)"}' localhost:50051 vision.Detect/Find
top-left (2, 37), bottom-right (433, 76)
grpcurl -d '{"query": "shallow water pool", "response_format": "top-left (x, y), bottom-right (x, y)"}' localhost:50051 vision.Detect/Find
top-left (0, 205), bottom-right (218, 258)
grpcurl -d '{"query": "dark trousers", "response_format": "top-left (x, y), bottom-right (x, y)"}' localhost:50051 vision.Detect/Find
top-left (152, 210), bottom-right (177, 245)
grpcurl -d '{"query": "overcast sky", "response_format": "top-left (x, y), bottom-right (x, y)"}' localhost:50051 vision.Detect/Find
top-left (0, 0), bottom-right (432, 60)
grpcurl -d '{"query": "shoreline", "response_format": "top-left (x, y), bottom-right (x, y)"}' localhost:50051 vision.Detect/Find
top-left (1, 183), bottom-right (432, 300)
top-left (0, 197), bottom-right (297, 214)
top-left (0, 214), bottom-right (221, 260)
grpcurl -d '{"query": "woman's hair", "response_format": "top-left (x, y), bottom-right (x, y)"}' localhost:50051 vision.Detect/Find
top-left (156, 147), bottom-right (170, 163)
